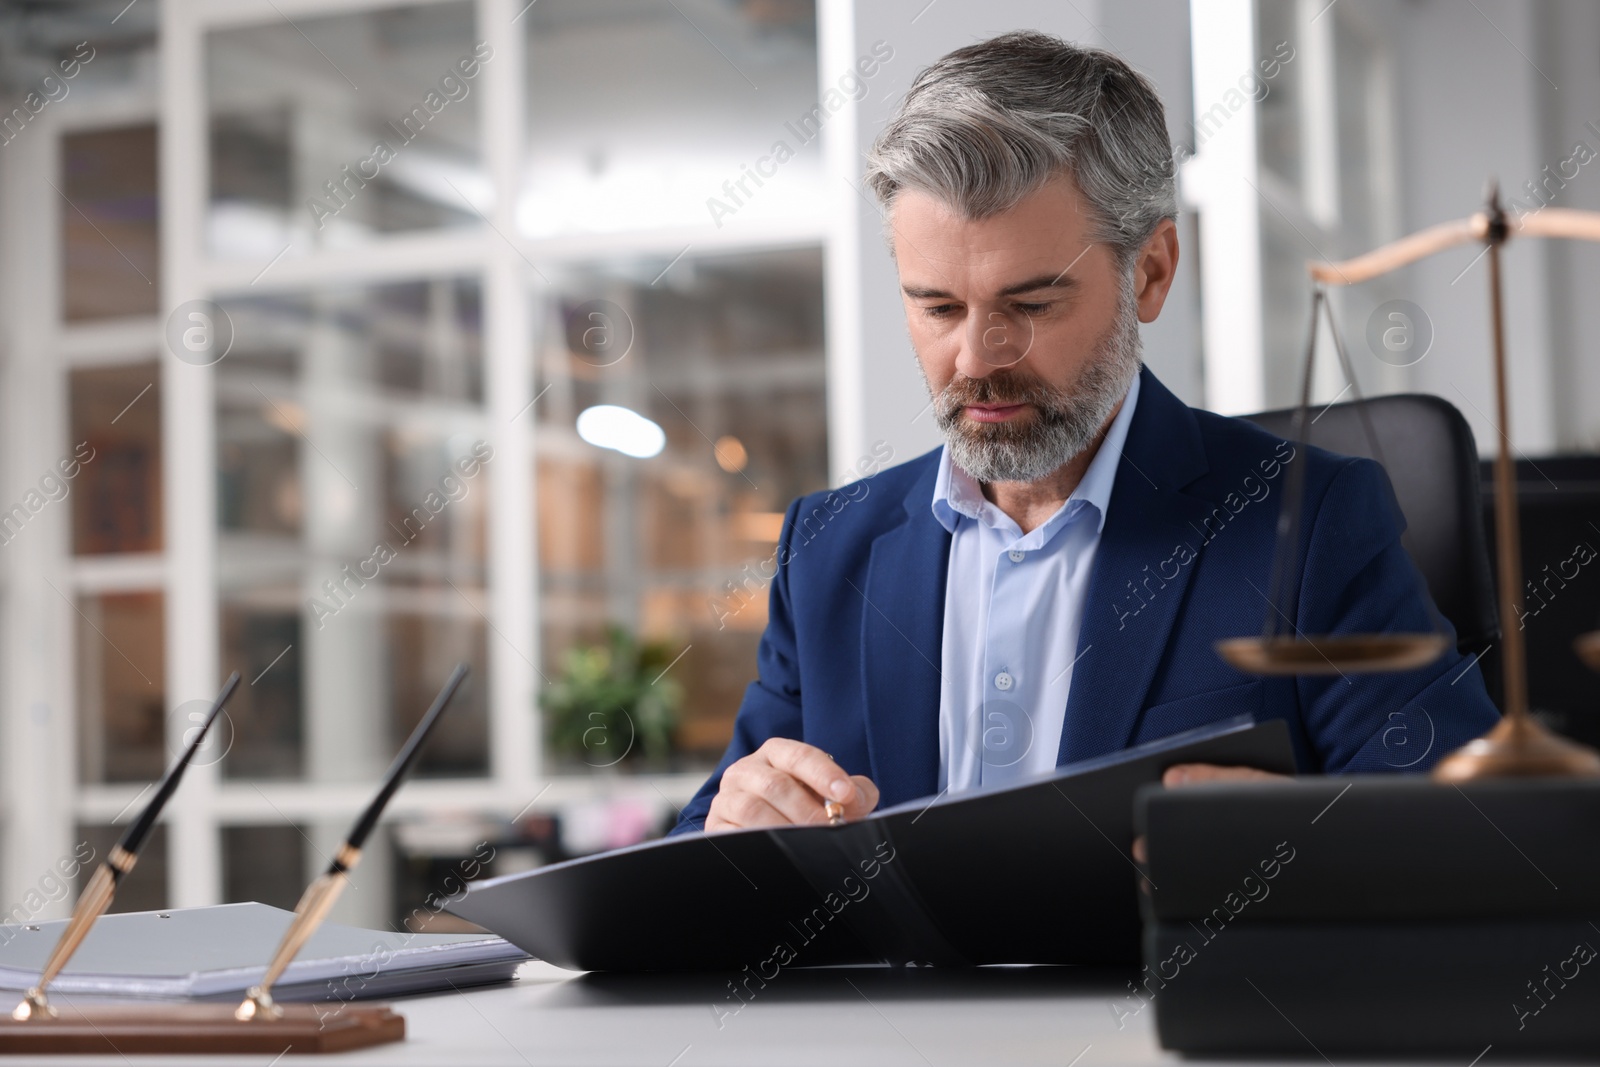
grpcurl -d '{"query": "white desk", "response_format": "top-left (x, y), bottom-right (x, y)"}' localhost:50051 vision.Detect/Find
top-left (42, 962), bottom-right (1582, 1066)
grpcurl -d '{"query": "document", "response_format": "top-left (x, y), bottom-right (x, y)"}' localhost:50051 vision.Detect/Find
top-left (0, 902), bottom-right (530, 1001)
top-left (452, 715), bottom-right (1295, 971)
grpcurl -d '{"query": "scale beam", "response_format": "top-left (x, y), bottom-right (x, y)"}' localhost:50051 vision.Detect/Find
top-left (1291, 189), bottom-right (1600, 781)
top-left (1308, 206), bottom-right (1600, 285)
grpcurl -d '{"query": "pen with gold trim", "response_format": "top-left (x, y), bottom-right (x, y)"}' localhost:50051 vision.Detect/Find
top-left (822, 751), bottom-right (845, 825)
top-left (12, 671), bottom-right (242, 1021)
top-left (236, 663), bottom-right (469, 1022)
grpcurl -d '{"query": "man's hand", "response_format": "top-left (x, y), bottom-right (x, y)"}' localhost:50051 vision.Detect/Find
top-left (1159, 762), bottom-right (1290, 787)
top-left (1132, 763), bottom-right (1292, 867)
top-left (705, 738), bottom-right (880, 832)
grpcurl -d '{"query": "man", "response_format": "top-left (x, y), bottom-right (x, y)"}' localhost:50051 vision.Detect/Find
top-left (671, 31), bottom-right (1500, 835)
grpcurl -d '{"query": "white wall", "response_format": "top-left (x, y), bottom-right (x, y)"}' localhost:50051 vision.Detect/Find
top-left (1538, 0), bottom-right (1600, 453)
top-left (1394, 0), bottom-right (1559, 455)
top-left (1101, 0), bottom-right (1204, 407)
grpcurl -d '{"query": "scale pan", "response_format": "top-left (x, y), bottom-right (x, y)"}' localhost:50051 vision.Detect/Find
top-left (1577, 631), bottom-right (1600, 672)
top-left (1215, 634), bottom-right (1450, 676)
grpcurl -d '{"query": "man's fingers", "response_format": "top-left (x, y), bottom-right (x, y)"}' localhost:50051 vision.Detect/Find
top-left (746, 765), bottom-right (836, 825)
top-left (843, 774), bottom-right (880, 818)
top-left (1163, 762), bottom-right (1289, 787)
top-left (722, 757), bottom-right (828, 825)
top-left (707, 789), bottom-right (792, 832)
top-left (1132, 834), bottom-right (1153, 896)
top-left (761, 737), bottom-right (855, 804)
top-left (717, 741), bottom-right (881, 828)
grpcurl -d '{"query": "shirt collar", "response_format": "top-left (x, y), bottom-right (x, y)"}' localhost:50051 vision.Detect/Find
top-left (930, 370), bottom-right (1141, 539)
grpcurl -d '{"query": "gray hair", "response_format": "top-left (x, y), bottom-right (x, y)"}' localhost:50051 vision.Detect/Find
top-left (865, 31), bottom-right (1177, 269)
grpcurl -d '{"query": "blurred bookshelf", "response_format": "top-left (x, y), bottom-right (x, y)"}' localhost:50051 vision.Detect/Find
top-left (13, 0), bottom-right (829, 930)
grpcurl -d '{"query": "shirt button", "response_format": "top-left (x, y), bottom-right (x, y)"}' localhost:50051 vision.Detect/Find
top-left (1008, 549), bottom-right (1025, 563)
top-left (994, 671), bottom-right (1014, 692)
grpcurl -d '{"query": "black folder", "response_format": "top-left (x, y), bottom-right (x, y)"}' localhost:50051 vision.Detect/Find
top-left (1136, 778), bottom-right (1600, 1055)
top-left (450, 715), bottom-right (1294, 971)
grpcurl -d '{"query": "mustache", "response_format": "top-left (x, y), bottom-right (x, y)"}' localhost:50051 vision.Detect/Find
top-left (936, 371), bottom-right (1062, 411)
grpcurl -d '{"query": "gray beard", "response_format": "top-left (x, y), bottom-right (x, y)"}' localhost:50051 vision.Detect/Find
top-left (928, 287), bottom-right (1143, 485)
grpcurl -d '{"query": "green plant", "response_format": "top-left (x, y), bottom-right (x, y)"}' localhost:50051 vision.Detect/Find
top-left (542, 626), bottom-right (683, 766)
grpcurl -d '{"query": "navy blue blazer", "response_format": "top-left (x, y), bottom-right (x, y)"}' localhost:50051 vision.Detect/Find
top-left (671, 367), bottom-right (1501, 834)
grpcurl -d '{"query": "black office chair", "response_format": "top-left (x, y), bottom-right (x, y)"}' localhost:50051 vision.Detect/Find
top-left (1241, 394), bottom-right (1499, 659)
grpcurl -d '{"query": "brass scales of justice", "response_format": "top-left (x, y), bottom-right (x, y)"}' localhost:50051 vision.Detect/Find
top-left (1216, 183), bottom-right (1600, 781)
top-left (0, 664), bottom-right (469, 1056)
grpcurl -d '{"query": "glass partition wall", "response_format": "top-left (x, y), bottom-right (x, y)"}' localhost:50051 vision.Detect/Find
top-left (11, 0), bottom-right (829, 927)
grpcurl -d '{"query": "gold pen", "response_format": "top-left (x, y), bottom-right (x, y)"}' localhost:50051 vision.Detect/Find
top-left (820, 750), bottom-right (845, 825)
top-left (13, 673), bottom-right (241, 1021)
top-left (236, 664), bottom-right (469, 1022)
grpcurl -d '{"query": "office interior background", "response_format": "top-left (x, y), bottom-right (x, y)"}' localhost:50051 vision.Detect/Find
top-left (0, 0), bottom-right (1597, 932)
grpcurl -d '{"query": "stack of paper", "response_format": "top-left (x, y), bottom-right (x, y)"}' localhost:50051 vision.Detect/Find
top-left (0, 902), bottom-right (531, 1002)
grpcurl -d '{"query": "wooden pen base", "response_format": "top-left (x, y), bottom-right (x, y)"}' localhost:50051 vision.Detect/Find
top-left (0, 1002), bottom-right (404, 1055)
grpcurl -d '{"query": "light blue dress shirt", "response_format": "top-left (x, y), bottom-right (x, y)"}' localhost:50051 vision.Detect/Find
top-left (931, 373), bottom-right (1141, 794)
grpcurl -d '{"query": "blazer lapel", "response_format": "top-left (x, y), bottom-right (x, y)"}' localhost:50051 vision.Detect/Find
top-left (1058, 368), bottom-right (1214, 764)
top-left (859, 460), bottom-right (950, 807)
